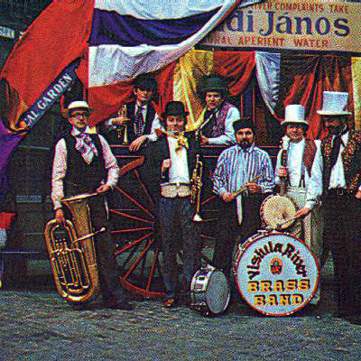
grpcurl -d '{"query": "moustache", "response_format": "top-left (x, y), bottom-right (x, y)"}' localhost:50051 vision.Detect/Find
top-left (238, 141), bottom-right (252, 149)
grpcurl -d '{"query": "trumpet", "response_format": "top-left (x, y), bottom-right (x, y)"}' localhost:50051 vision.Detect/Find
top-left (155, 128), bottom-right (189, 152)
top-left (231, 175), bottom-right (262, 198)
top-left (114, 104), bottom-right (129, 144)
top-left (191, 154), bottom-right (203, 222)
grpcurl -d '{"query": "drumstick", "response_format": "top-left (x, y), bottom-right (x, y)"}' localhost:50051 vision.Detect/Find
top-left (276, 216), bottom-right (297, 229)
top-left (231, 175), bottom-right (261, 198)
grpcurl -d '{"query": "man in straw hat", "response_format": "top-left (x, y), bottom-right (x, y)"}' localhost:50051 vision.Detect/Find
top-left (51, 100), bottom-right (133, 310)
top-left (296, 91), bottom-right (361, 323)
top-left (144, 101), bottom-right (201, 308)
top-left (196, 75), bottom-right (240, 146)
top-left (212, 118), bottom-right (274, 279)
top-left (275, 104), bottom-right (323, 305)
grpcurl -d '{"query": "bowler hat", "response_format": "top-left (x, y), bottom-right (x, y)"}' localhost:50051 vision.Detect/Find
top-left (133, 74), bottom-right (157, 92)
top-left (162, 101), bottom-right (189, 119)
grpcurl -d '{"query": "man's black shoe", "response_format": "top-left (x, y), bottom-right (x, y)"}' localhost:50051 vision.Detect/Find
top-left (346, 316), bottom-right (361, 325)
top-left (105, 300), bottom-right (134, 310)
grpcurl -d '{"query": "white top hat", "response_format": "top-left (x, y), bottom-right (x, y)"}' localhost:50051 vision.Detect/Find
top-left (67, 100), bottom-right (91, 114)
top-left (317, 91), bottom-right (351, 116)
top-left (281, 104), bottom-right (308, 127)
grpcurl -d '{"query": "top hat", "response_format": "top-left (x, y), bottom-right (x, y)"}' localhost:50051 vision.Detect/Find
top-left (162, 101), bottom-right (189, 119)
top-left (281, 104), bottom-right (308, 127)
top-left (198, 75), bottom-right (228, 96)
top-left (67, 100), bottom-right (91, 116)
top-left (133, 74), bottom-right (157, 92)
top-left (317, 91), bottom-right (351, 116)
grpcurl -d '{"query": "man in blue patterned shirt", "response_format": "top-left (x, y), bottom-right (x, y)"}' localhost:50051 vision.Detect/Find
top-left (212, 118), bottom-right (275, 277)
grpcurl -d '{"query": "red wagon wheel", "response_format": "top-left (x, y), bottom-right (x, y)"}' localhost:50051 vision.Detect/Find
top-left (111, 156), bottom-right (218, 298)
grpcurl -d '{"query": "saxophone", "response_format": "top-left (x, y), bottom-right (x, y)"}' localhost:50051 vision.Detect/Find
top-left (191, 154), bottom-right (203, 222)
top-left (44, 193), bottom-right (104, 305)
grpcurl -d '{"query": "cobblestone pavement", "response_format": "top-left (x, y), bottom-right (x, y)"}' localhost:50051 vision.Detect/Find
top-left (2, 268), bottom-right (361, 361)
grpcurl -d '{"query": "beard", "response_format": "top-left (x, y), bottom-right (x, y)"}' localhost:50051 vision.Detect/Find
top-left (329, 124), bottom-right (346, 136)
top-left (238, 141), bottom-right (252, 149)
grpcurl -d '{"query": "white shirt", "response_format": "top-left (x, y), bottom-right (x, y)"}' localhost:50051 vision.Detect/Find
top-left (51, 127), bottom-right (119, 210)
top-left (328, 131), bottom-right (348, 189)
top-left (276, 138), bottom-right (321, 209)
top-left (166, 137), bottom-right (190, 184)
top-left (207, 106), bottom-right (240, 146)
top-left (275, 139), bottom-right (308, 187)
top-left (305, 130), bottom-right (360, 209)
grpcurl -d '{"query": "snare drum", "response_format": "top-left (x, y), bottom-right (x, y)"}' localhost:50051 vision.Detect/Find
top-left (233, 231), bottom-right (319, 316)
top-left (190, 265), bottom-right (230, 316)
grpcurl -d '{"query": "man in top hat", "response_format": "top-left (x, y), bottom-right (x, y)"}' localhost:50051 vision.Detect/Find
top-left (51, 100), bottom-right (133, 310)
top-left (212, 118), bottom-right (274, 277)
top-left (296, 91), bottom-right (361, 322)
top-left (144, 101), bottom-right (201, 308)
top-left (275, 104), bottom-right (323, 305)
top-left (102, 74), bottom-right (161, 152)
top-left (196, 75), bottom-right (240, 146)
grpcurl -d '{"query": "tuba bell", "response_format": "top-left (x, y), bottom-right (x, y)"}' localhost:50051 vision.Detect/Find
top-left (44, 193), bottom-right (104, 305)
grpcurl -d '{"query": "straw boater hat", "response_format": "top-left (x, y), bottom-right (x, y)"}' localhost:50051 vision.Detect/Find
top-left (317, 91), bottom-right (351, 116)
top-left (67, 100), bottom-right (91, 116)
top-left (281, 104), bottom-right (308, 127)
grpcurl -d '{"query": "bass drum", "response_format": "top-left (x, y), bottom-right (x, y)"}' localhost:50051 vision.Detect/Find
top-left (233, 231), bottom-right (320, 316)
top-left (190, 265), bottom-right (230, 316)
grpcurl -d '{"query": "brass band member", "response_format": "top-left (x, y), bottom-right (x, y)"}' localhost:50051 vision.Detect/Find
top-left (275, 104), bottom-right (322, 305)
top-left (197, 75), bottom-right (240, 146)
top-left (103, 74), bottom-right (161, 152)
top-left (297, 91), bottom-right (361, 323)
top-left (212, 118), bottom-right (275, 277)
top-left (145, 101), bottom-right (201, 308)
top-left (51, 101), bottom-right (133, 310)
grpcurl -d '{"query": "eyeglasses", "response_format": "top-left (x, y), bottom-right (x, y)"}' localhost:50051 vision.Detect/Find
top-left (70, 112), bottom-right (89, 119)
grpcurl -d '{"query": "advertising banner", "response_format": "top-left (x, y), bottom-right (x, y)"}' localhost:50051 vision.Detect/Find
top-left (201, 0), bottom-right (361, 53)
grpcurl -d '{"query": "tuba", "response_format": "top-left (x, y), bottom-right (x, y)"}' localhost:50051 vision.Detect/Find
top-left (191, 154), bottom-right (203, 222)
top-left (44, 193), bottom-right (104, 305)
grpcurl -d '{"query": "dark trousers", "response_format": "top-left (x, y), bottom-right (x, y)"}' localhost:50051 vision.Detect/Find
top-left (65, 183), bottom-right (125, 304)
top-left (89, 195), bottom-right (125, 303)
top-left (213, 194), bottom-right (265, 277)
top-left (323, 193), bottom-right (361, 315)
top-left (159, 196), bottom-right (200, 299)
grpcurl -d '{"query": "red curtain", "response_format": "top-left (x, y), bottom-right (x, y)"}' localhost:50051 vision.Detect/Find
top-left (214, 51), bottom-right (256, 97)
top-left (276, 54), bottom-right (353, 139)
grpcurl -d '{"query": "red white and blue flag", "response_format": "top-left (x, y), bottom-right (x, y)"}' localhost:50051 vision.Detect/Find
top-left (0, 0), bottom-right (257, 189)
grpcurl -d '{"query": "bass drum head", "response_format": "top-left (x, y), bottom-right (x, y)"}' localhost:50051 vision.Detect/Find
top-left (206, 271), bottom-right (230, 315)
top-left (260, 194), bottom-right (297, 230)
top-left (234, 232), bottom-right (319, 316)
